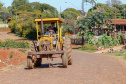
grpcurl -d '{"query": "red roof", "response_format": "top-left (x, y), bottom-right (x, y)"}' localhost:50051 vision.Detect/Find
top-left (111, 19), bottom-right (126, 25)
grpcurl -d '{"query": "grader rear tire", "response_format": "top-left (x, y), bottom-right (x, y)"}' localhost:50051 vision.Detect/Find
top-left (64, 38), bottom-right (72, 65)
top-left (27, 56), bottom-right (34, 69)
top-left (62, 38), bottom-right (72, 68)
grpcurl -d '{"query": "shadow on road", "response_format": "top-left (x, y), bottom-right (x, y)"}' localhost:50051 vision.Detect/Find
top-left (24, 63), bottom-right (63, 70)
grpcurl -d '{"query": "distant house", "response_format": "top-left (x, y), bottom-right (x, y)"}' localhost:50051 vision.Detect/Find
top-left (110, 19), bottom-right (126, 31)
top-left (92, 19), bottom-right (126, 35)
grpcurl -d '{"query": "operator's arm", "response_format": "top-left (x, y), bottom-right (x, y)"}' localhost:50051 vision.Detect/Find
top-left (53, 31), bottom-right (56, 34)
top-left (45, 31), bottom-right (49, 35)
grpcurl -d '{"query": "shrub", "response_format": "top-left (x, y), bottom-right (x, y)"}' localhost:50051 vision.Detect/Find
top-left (8, 11), bottom-right (42, 40)
top-left (0, 39), bottom-right (29, 48)
top-left (81, 43), bottom-right (97, 50)
top-left (117, 33), bottom-right (126, 44)
top-left (97, 34), bottom-right (119, 48)
top-left (10, 51), bottom-right (14, 58)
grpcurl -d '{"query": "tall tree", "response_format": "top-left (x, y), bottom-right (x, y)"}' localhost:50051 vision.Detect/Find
top-left (61, 8), bottom-right (80, 35)
top-left (82, 0), bottom-right (96, 15)
top-left (76, 12), bottom-right (113, 36)
top-left (111, 0), bottom-right (121, 6)
top-left (12, 0), bottom-right (28, 7)
top-left (11, 0), bottom-right (28, 14)
top-left (88, 3), bottom-right (121, 19)
top-left (0, 7), bottom-right (11, 23)
top-left (61, 8), bottom-right (81, 19)
top-left (113, 4), bottom-right (126, 19)
top-left (106, 0), bottom-right (111, 7)
top-left (0, 3), bottom-right (3, 8)
top-left (11, 2), bottom-right (58, 17)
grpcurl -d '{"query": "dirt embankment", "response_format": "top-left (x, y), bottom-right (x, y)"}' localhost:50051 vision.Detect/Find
top-left (0, 28), bottom-right (10, 32)
top-left (0, 48), bottom-right (27, 69)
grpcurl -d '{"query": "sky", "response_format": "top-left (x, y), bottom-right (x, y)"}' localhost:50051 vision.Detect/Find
top-left (0, 0), bottom-right (126, 13)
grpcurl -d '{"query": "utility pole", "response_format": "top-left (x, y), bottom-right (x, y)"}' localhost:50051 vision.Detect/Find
top-left (60, 6), bottom-right (61, 17)
top-left (114, 7), bottom-right (116, 31)
top-left (124, 8), bottom-right (125, 19)
top-left (81, 0), bottom-right (85, 45)
top-left (82, 0), bottom-right (84, 16)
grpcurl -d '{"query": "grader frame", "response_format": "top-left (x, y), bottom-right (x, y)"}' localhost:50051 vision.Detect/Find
top-left (27, 17), bottom-right (72, 69)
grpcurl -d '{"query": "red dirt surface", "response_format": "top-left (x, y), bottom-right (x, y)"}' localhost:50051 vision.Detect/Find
top-left (0, 28), bottom-right (10, 32)
top-left (0, 48), bottom-right (27, 68)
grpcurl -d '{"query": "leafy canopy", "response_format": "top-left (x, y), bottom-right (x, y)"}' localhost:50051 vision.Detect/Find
top-left (0, 3), bottom-right (3, 8)
top-left (61, 8), bottom-right (81, 19)
top-left (88, 3), bottom-right (121, 19)
top-left (76, 12), bottom-right (112, 36)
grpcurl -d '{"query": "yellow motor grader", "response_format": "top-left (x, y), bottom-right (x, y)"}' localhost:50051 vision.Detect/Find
top-left (27, 16), bottom-right (72, 69)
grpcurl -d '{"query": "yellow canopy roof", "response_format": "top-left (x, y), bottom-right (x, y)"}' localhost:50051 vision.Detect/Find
top-left (35, 17), bottom-right (64, 24)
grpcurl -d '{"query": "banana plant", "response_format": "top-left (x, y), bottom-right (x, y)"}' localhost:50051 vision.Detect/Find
top-left (76, 12), bottom-right (112, 37)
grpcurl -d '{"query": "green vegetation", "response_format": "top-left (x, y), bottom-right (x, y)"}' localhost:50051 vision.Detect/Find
top-left (0, 0), bottom-right (125, 41)
top-left (8, 11), bottom-right (39, 39)
top-left (61, 8), bottom-right (81, 20)
top-left (61, 8), bottom-right (81, 36)
top-left (0, 27), bottom-right (8, 29)
top-left (10, 51), bottom-right (14, 58)
top-left (106, 50), bottom-right (126, 59)
top-left (97, 34), bottom-right (120, 48)
top-left (88, 3), bottom-right (126, 19)
top-left (0, 3), bottom-right (3, 8)
top-left (18, 49), bottom-right (27, 53)
top-left (76, 12), bottom-right (112, 37)
top-left (7, 1), bottom-right (59, 40)
top-left (0, 39), bottom-right (29, 48)
top-left (0, 7), bottom-right (11, 23)
top-left (79, 43), bottom-right (97, 51)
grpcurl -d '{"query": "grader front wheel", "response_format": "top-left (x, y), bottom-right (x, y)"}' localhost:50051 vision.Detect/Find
top-left (27, 56), bottom-right (34, 69)
top-left (64, 38), bottom-right (72, 65)
top-left (62, 50), bottom-right (68, 68)
top-left (62, 38), bottom-right (72, 68)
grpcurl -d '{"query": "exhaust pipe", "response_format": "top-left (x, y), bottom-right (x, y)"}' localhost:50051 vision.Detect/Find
top-left (40, 15), bottom-right (44, 37)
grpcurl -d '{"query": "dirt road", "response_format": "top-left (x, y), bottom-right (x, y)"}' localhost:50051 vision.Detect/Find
top-left (0, 24), bottom-right (8, 27)
top-left (0, 32), bottom-right (21, 41)
top-left (0, 50), bottom-right (126, 84)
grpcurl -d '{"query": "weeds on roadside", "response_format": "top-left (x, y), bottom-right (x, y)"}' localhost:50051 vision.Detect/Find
top-left (0, 39), bottom-right (29, 49)
top-left (78, 43), bottom-right (97, 52)
top-left (10, 51), bottom-right (14, 58)
top-left (18, 49), bottom-right (26, 53)
top-left (106, 50), bottom-right (126, 59)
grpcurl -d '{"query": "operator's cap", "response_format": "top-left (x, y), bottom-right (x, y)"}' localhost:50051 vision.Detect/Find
top-left (48, 26), bottom-right (52, 29)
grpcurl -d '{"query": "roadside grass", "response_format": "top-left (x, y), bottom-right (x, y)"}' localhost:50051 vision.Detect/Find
top-left (105, 50), bottom-right (126, 59)
top-left (78, 43), bottom-right (97, 52)
top-left (78, 48), bottom-right (96, 52)
top-left (0, 27), bottom-right (8, 29)
top-left (0, 20), bottom-right (3, 24)
top-left (0, 39), bottom-right (30, 49)
top-left (10, 51), bottom-right (14, 58)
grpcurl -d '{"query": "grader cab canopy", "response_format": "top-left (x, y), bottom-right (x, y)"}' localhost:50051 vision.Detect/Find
top-left (35, 18), bottom-right (64, 24)
top-left (35, 17), bottom-right (64, 39)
